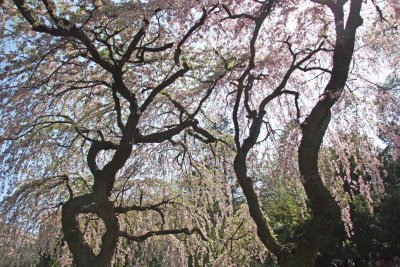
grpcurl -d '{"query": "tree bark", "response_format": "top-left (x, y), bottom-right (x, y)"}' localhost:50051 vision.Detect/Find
top-left (277, 0), bottom-right (364, 265)
top-left (61, 194), bottom-right (99, 266)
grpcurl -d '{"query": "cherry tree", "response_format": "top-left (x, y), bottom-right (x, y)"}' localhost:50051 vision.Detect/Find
top-left (0, 0), bottom-right (225, 266)
top-left (1, 0), bottom-right (399, 266)
top-left (197, 0), bottom-right (398, 266)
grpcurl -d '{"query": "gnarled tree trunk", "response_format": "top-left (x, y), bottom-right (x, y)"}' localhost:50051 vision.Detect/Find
top-left (230, 0), bottom-right (364, 266)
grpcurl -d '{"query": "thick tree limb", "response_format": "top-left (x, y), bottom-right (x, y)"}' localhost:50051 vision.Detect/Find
top-left (119, 227), bottom-right (208, 242)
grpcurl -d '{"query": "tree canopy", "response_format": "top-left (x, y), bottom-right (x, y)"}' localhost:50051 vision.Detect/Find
top-left (0, 0), bottom-right (399, 266)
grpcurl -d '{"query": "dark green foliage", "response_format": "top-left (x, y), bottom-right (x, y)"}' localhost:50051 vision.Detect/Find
top-left (316, 153), bottom-right (400, 266)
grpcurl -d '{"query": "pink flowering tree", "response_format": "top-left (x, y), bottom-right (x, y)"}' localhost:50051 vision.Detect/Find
top-left (1, 0), bottom-right (399, 266)
top-left (201, 0), bottom-right (399, 266)
top-left (0, 0), bottom-right (225, 266)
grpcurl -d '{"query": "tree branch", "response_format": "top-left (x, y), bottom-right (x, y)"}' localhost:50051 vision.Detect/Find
top-left (119, 227), bottom-right (207, 242)
top-left (140, 67), bottom-right (190, 113)
top-left (174, 5), bottom-right (217, 66)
